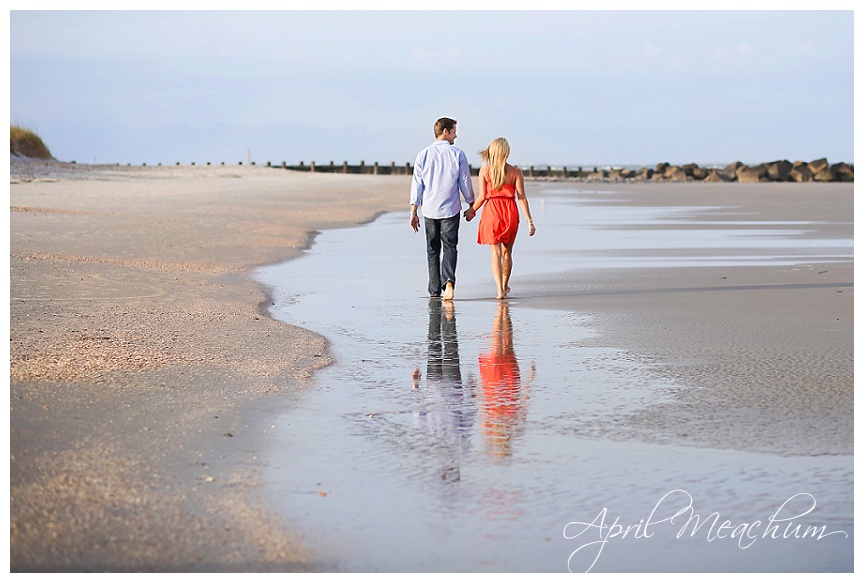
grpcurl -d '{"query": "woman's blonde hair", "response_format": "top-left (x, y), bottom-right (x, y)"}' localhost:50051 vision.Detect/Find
top-left (479, 137), bottom-right (511, 191)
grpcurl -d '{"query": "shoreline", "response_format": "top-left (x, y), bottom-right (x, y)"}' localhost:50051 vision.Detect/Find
top-left (9, 163), bottom-right (853, 570)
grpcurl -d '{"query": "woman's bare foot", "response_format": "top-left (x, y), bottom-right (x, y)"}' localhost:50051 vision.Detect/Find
top-left (443, 281), bottom-right (455, 300)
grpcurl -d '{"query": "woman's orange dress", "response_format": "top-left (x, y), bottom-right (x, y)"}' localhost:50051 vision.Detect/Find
top-left (477, 181), bottom-right (519, 245)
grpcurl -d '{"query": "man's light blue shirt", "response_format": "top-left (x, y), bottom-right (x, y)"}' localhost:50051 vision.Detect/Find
top-left (410, 140), bottom-right (476, 219)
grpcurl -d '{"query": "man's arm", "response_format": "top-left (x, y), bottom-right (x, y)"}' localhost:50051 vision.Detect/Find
top-left (457, 150), bottom-right (475, 206)
top-left (409, 203), bottom-right (420, 232)
top-left (464, 165), bottom-right (487, 222)
top-left (409, 153), bottom-right (424, 232)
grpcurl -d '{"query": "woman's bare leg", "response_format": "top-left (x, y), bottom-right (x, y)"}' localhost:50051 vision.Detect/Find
top-left (490, 244), bottom-right (505, 299)
top-left (501, 243), bottom-right (514, 298)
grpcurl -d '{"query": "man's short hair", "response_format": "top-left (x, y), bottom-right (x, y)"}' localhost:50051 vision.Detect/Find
top-left (434, 117), bottom-right (457, 138)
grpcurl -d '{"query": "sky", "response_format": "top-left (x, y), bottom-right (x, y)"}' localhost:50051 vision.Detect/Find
top-left (7, 6), bottom-right (857, 168)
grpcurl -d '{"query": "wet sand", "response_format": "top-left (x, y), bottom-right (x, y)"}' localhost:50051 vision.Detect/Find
top-left (513, 183), bottom-right (853, 456)
top-left (8, 161), bottom-right (853, 571)
top-left (253, 184), bottom-right (852, 571)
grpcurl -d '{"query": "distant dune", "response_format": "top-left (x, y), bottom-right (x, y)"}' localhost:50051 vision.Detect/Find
top-left (11, 125), bottom-right (54, 160)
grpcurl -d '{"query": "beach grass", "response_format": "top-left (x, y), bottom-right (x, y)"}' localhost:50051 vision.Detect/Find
top-left (11, 125), bottom-right (53, 159)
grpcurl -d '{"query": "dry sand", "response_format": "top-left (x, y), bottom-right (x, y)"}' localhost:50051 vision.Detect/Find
top-left (8, 161), bottom-right (853, 570)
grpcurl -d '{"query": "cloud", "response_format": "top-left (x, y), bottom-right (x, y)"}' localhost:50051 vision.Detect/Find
top-left (406, 46), bottom-right (464, 72)
top-left (706, 41), bottom-right (753, 64)
top-left (736, 42), bottom-right (752, 56)
top-left (642, 43), bottom-right (662, 60)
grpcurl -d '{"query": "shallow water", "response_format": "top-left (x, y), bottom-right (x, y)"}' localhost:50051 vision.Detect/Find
top-left (253, 185), bottom-right (852, 572)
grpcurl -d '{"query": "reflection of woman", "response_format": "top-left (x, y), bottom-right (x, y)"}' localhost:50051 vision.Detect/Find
top-left (478, 302), bottom-right (531, 458)
top-left (466, 137), bottom-right (536, 300)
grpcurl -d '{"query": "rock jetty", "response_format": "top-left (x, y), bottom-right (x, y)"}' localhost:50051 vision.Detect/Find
top-left (564, 158), bottom-right (853, 183)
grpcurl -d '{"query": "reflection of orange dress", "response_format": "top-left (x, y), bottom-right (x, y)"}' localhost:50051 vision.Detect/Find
top-left (477, 182), bottom-right (519, 245)
top-left (479, 352), bottom-right (522, 421)
top-left (479, 351), bottom-right (522, 457)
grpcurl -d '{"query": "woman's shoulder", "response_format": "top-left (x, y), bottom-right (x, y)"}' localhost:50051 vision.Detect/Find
top-left (506, 164), bottom-right (523, 180)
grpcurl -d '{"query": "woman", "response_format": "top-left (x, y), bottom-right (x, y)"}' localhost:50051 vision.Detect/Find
top-left (466, 137), bottom-right (536, 299)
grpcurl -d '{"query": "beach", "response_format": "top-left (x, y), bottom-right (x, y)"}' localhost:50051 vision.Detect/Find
top-left (9, 160), bottom-right (407, 571)
top-left (9, 161), bottom-right (853, 571)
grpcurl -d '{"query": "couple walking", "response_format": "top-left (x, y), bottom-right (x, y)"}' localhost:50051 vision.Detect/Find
top-left (409, 117), bottom-right (536, 300)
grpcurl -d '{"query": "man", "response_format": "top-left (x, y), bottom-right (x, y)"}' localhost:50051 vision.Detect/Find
top-left (409, 117), bottom-right (476, 300)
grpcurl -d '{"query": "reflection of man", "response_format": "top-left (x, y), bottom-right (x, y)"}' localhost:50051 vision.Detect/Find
top-left (409, 117), bottom-right (476, 300)
top-left (412, 300), bottom-right (475, 481)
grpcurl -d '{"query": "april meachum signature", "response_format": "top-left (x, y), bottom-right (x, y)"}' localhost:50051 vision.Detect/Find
top-left (562, 489), bottom-right (848, 573)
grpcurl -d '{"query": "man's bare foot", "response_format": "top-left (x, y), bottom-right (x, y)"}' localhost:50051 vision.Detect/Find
top-left (442, 299), bottom-right (455, 320)
top-left (443, 281), bottom-right (455, 300)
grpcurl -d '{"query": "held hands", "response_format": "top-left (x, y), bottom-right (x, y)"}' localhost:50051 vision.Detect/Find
top-left (464, 207), bottom-right (476, 222)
